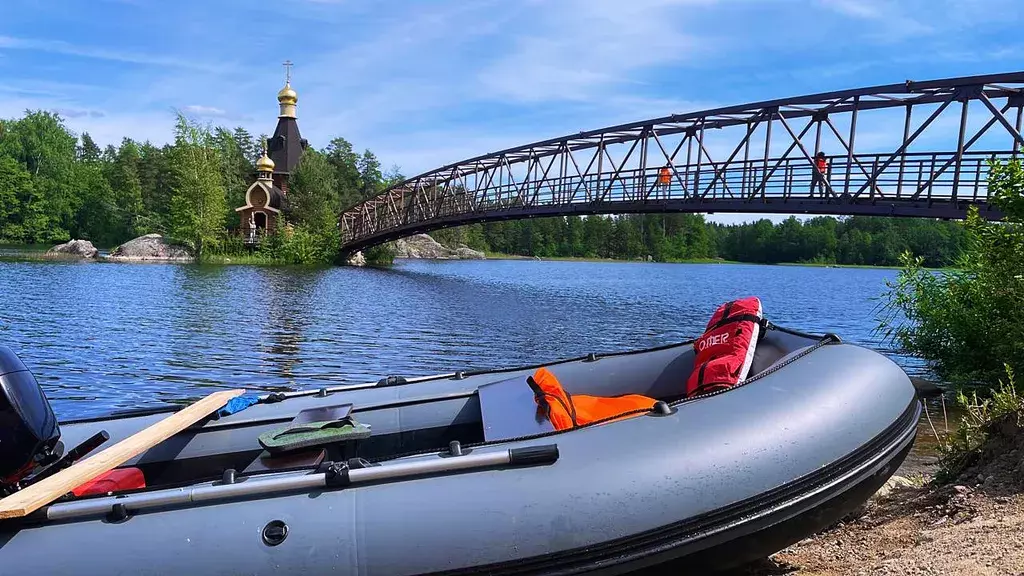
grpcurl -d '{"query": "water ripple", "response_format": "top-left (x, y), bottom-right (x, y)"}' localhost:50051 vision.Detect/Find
top-left (0, 259), bottom-right (925, 420)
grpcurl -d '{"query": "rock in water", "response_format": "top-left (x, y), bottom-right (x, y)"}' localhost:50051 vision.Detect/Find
top-left (345, 251), bottom-right (367, 267)
top-left (106, 234), bottom-right (193, 262)
top-left (46, 239), bottom-right (98, 259)
top-left (393, 234), bottom-right (485, 260)
top-left (454, 245), bottom-right (486, 260)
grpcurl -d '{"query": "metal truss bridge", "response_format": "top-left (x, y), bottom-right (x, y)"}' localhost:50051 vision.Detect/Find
top-left (340, 72), bottom-right (1024, 253)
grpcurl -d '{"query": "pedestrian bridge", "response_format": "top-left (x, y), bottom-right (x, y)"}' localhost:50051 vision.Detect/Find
top-left (339, 72), bottom-right (1024, 253)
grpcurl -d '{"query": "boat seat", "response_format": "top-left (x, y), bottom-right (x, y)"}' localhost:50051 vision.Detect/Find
top-left (478, 375), bottom-right (555, 442)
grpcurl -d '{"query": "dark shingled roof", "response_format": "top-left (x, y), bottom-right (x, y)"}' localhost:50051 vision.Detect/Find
top-left (268, 116), bottom-right (308, 175)
top-left (268, 184), bottom-right (285, 210)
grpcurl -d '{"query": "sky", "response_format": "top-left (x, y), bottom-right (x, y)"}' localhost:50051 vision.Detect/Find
top-left (1, 0), bottom-right (1022, 224)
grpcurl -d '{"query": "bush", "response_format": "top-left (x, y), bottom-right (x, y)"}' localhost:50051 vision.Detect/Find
top-left (363, 242), bottom-right (396, 265)
top-left (935, 364), bottom-right (1023, 483)
top-left (879, 155), bottom-right (1024, 393)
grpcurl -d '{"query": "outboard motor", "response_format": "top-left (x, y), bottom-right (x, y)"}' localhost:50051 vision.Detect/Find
top-left (0, 346), bottom-right (60, 488)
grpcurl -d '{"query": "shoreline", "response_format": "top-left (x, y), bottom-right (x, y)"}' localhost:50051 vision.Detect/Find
top-left (0, 244), bottom-right (952, 271)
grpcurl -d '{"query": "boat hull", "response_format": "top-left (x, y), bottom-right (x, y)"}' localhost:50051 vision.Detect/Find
top-left (0, 332), bottom-right (921, 575)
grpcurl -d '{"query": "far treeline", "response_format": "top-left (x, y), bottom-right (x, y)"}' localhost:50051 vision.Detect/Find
top-left (1, 109), bottom-right (965, 267)
top-left (433, 213), bottom-right (967, 268)
top-left (0, 109), bottom-right (401, 263)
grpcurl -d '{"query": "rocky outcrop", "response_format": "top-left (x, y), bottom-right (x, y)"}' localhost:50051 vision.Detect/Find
top-left (344, 251), bottom-right (366, 267)
top-left (46, 239), bottom-right (98, 259)
top-left (105, 234), bottom-right (193, 262)
top-left (393, 234), bottom-right (485, 260)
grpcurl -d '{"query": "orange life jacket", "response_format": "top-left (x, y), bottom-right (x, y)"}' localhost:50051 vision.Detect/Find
top-left (686, 297), bottom-right (763, 398)
top-left (658, 167), bottom-right (672, 184)
top-left (527, 367), bottom-right (657, 431)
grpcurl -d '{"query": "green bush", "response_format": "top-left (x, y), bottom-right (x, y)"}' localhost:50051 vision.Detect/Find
top-left (879, 155), bottom-right (1024, 393)
top-left (363, 242), bottom-right (396, 265)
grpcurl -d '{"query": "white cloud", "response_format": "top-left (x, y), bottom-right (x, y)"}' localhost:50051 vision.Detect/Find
top-left (183, 105), bottom-right (227, 117)
top-left (0, 35), bottom-right (228, 72)
top-left (477, 0), bottom-right (716, 103)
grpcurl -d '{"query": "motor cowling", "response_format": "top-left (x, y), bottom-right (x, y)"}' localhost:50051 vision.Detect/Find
top-left (0, 346), bottom-right (60, 482)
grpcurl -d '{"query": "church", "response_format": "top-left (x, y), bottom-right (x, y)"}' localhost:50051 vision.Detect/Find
top-left (236, 64), bottom-right (309, 243)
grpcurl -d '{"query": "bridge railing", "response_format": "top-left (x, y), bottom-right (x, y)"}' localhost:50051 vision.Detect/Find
top-left (343, 150), bottom-right (1012, 243)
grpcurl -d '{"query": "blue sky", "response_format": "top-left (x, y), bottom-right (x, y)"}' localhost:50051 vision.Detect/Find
top-left (1, 0), bottom-right (1022, 223)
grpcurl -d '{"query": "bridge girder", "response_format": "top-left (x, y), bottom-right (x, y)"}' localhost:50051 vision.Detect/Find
top-left (340, 72), bottom-right (1024, 253)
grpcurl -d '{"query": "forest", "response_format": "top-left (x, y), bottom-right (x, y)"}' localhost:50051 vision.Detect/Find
top-left (433, 213), bottom-right (967, 268)
top-left (0, 109), bottom-right (400, 262)
top-left (0, 109), bottom-right (967, 267)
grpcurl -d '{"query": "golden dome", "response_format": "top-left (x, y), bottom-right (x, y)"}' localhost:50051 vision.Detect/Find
top-left (277, 82), bottom-right (298, 106)
top-left (256, 153), bottom-right (275, 173)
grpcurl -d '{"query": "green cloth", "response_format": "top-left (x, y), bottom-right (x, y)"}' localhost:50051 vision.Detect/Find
top-left (258, 417), bottom-right (371, 454)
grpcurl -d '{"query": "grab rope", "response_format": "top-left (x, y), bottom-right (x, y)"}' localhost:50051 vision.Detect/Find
top-left (365, 331), bottom-right (840, 466)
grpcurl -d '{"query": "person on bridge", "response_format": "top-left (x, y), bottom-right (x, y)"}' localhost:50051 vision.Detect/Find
top-left (811, 152), bottom-right (829, 197)
top-left (658, 165), bottom-right (672, 195)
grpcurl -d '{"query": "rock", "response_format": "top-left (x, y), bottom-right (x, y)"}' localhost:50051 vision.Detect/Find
top-left (393, 234), bottom-right (486, 260)
top-left (872, 475), bottom-right (916, 500)
top-left (46, 239), bottom-right (98, 259)
top-left (105, 234), bottom-right (192, 262)
top-left (454, 245), bottom-right (486, 260)
top-left (345, 251), bottom-right (366, 267)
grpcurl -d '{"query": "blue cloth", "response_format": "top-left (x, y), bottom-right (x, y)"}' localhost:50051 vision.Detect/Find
top-left (218, 394), bottom-right (260, 417)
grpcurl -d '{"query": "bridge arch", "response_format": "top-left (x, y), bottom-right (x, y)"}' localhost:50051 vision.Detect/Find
top-left (340, 72), bottom-right (1024, 254)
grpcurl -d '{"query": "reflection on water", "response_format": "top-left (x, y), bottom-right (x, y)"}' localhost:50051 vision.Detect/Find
top-left (0, 258), bottom-right (932, 420)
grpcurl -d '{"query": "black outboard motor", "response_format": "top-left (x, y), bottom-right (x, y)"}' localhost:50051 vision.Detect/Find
top-left (0, 346), bottom-right (60, 486)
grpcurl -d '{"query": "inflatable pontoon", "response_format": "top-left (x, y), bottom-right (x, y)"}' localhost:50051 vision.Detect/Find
top-left (0, 320), bottom-right (921, 575)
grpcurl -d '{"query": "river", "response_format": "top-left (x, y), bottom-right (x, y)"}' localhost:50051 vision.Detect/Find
top-left (0, 258), bottom-right (928, 420)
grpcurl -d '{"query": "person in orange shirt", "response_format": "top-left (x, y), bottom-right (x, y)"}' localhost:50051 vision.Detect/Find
top-left (811, 152), bottom-right (828, 197)
top-left (658, 165), bottom-right (672, 194)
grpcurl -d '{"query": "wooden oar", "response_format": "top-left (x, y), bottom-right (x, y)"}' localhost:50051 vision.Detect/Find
top-left (0, 388), bottom-right (244, 520)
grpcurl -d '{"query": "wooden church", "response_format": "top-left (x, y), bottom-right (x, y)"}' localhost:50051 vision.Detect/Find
top-left (237, 63), bottom-right (309, 243)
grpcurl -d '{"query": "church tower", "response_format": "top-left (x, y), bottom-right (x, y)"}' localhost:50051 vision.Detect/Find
top-left (267, 60), bottom-right (309, 195)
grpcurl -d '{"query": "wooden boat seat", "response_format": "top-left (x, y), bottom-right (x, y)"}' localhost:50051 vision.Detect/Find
top-left (478, 376), bottom-right (555, 442)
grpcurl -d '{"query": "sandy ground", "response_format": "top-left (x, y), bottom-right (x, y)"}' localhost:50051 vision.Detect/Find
top-left (726, 404), bottom-right (1024, 576)
top-left (752, 486), bottom-right (1024, 575)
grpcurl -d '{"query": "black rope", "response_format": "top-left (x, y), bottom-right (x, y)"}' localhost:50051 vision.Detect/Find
top-left (365, 332), bottom-right (839, 465)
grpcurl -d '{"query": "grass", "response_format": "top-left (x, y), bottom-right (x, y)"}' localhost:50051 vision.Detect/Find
top-left (934, 364), bottom-right (1024, 484)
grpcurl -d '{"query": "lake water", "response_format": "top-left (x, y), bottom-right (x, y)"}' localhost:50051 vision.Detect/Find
top-left (0, 258), bottom-right (928, 420)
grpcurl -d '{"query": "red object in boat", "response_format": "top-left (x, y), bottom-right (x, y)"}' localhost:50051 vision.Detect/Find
top-left (71, 467), bottom-right (146, 497)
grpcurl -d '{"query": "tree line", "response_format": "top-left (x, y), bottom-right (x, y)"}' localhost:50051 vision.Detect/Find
top-left (433, 213), bottom-right (967, 268)
top-left (0, 108), bottom-right (967, 267)
top-left (0, 109), bottom-right (400, 262)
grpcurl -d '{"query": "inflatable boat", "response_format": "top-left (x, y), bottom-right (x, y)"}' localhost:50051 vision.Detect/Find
top-left (0, 321), bottom-right (920, 575)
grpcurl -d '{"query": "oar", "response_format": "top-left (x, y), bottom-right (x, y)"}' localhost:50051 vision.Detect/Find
top-left (0, 389), bottom-right (244, 520)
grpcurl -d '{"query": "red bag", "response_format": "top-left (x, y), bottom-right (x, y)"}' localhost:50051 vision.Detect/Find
top-left (686, 297), bottom-right (763, 398)
top-left (71, 467), bottom-right (146, 497)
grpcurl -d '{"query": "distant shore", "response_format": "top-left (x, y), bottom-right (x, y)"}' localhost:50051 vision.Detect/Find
top-left (0, 243), bottom-right (951, 270)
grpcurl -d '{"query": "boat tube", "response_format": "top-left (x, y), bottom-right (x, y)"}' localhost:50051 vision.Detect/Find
top-left (0, 321), bottom-right (921, 575)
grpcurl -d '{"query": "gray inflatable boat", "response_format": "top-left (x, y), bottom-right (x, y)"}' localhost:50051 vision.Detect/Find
top-left (0, 322), bottom-right (920, 575)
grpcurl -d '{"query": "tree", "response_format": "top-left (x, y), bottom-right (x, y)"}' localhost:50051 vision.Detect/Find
top-left (0, 156), bottom-right (44, 243)
top-left (213, 128), bottom-right (253, 228)
top-left (108, 139), bottom-right (145, 242)
top-left (357, 149), bottom-right (382, 200)
top-left (0, 110), bottom-right (79, 239)
top-left (167, 114), bottom-right (226, 260)
top-left (324, 137), bottom-right (361, 209)
top-left (78, 133), bottom-right (101, 163)
top-left (288, 149), bottom-right (339, 230)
